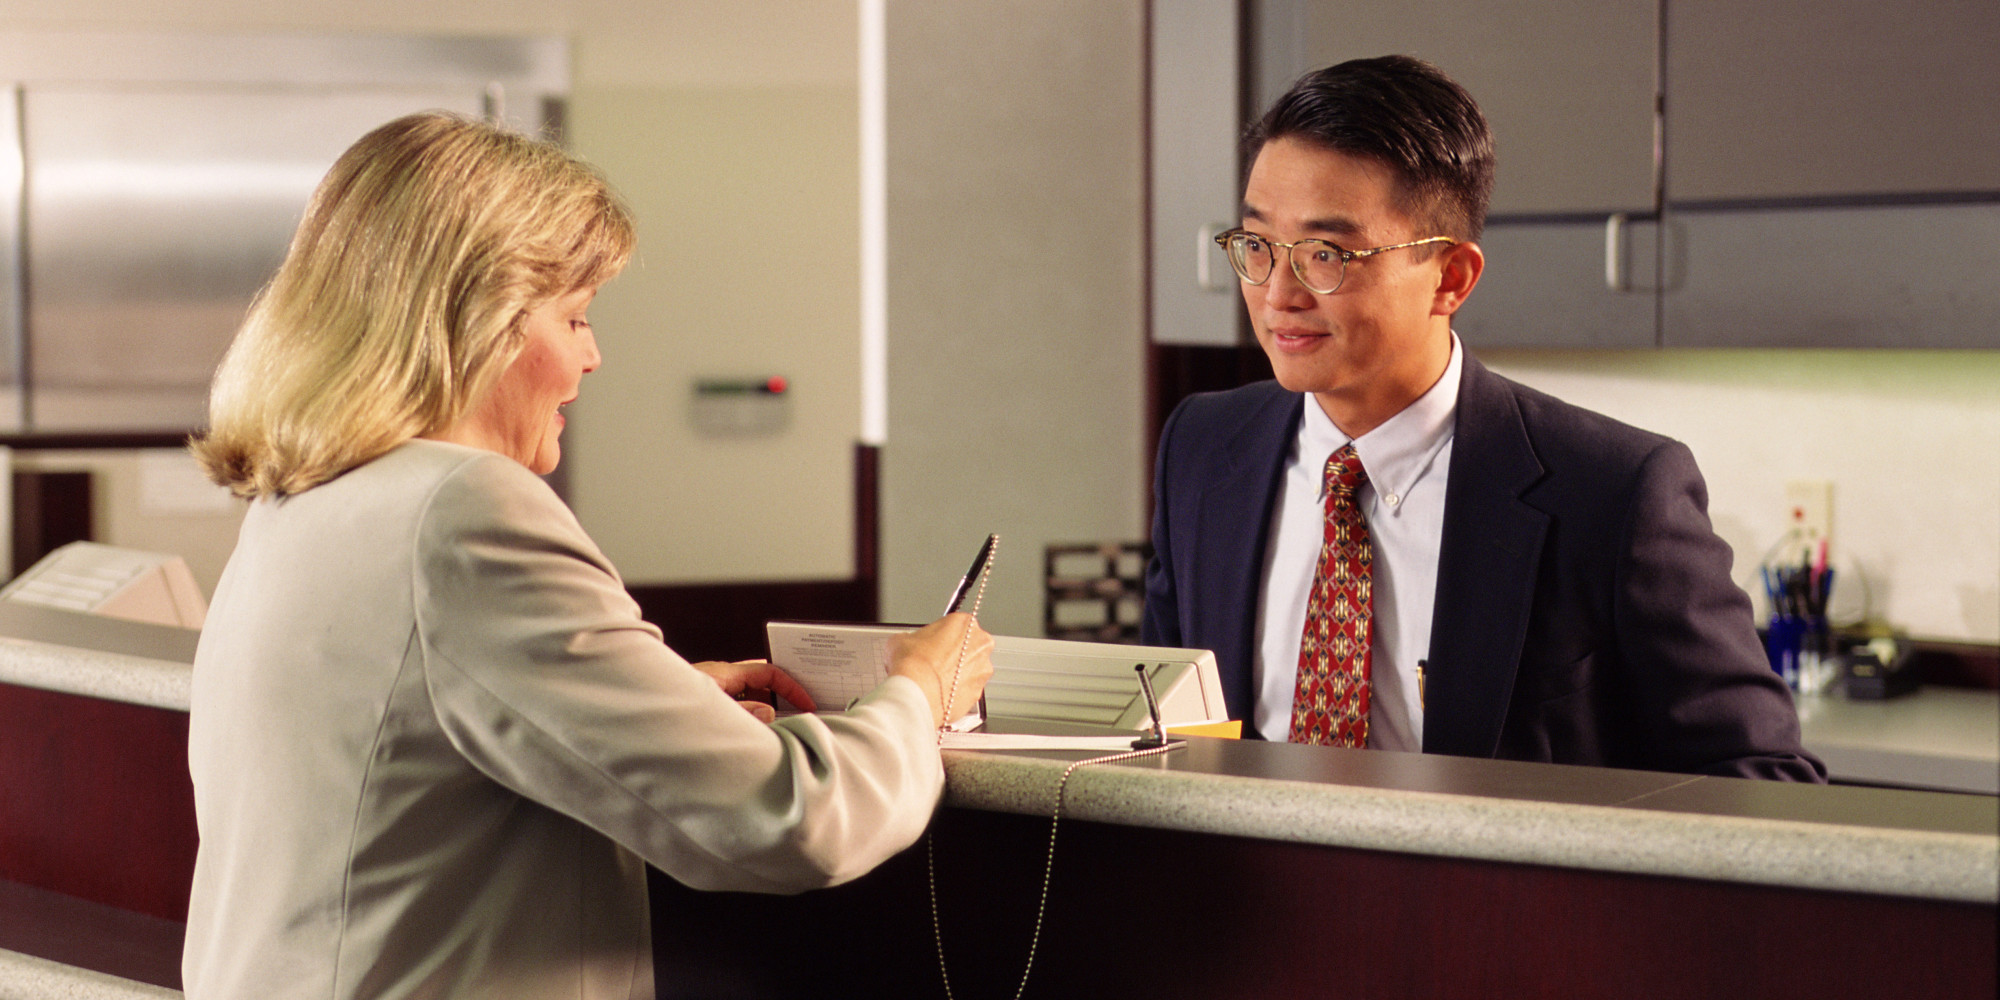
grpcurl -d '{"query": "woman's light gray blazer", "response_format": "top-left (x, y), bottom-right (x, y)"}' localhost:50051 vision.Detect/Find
top-left (183, 440), bottom-right (943, 999)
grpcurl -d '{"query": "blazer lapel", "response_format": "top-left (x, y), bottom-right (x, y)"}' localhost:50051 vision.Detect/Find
top-left (1424, 355), bottom-right (1549, 758)
top-left (1194, 387), bottom-right (1300, 721)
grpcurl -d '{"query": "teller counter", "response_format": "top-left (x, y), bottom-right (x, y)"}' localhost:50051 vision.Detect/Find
top-left (1, 605), bottom-right (1994, 1000)
top-left (648, 735), bottom-right (1997, 999)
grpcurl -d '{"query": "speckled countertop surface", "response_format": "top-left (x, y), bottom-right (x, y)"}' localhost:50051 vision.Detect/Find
top-left (943, 736), bottom-right (2000, 906)
top-left (0, 602), bottom-right (195, 711)
top-left (0, 948), bottom-right (178, 999)
top-left (0, 635), bottom-right (190, 711)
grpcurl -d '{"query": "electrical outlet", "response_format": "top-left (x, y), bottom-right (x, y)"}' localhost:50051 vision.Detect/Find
top-left (1783, 480), bottom-right (1833, 549)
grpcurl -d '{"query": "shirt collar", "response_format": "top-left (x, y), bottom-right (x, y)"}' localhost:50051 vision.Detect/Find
top-left (1298, 332), bottom-right (1462, 506)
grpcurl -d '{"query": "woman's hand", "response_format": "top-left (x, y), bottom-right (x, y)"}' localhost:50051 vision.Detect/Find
top-left (693, 659), bottom-right (816, 724)
top-left (886, 613), bottom-right (995, 729)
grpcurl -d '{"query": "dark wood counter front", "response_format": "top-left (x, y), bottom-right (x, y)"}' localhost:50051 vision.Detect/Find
top-left (649, 737), bottom-right (1997, 1000)
top-left (649, 806), bottom-right (1994, 1000)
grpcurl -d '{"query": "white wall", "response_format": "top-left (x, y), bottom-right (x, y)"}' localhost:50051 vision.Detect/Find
top-left (1481, 350), bottom-right (2000, 644)
top-left (566, 83), bottom-right (860, 583)
top-left (879, 0), bottom-right (1149, 638)
top-left (562, 4), bottom-right (864, 584)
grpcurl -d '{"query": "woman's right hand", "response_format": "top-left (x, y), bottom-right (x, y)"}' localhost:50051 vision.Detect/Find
top-left (886, 613), bottom-right (994, 729)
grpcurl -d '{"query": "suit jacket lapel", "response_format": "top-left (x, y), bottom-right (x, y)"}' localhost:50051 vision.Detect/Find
top-left (1424, 355), bottom-right (1550, 758)
top-left (1196, 387), bottom-right (1300, 721)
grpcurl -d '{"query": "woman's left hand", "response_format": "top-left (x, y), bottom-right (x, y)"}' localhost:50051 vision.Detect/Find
top-left (693, 660), bottom-right (817, 724)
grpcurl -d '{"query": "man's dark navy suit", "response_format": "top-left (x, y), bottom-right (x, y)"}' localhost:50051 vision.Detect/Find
top-left (1142, 353), bottom-right (1824, 781)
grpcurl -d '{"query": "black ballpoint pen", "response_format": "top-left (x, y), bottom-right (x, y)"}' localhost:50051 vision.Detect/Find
top-left (940, 533), bottom-right (998, 730)
top-left (943, 534), bottom-right (998, 615)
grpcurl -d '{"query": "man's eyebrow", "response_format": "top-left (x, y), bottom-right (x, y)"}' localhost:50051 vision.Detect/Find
top-left (1238, 204), bottom-right (1367, 240)
top-left (1299, 214), bottom-right (1366, 240)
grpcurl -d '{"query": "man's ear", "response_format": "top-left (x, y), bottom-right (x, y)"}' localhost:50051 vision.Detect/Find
top-left (1431, 241), bottom-right (1484, 317)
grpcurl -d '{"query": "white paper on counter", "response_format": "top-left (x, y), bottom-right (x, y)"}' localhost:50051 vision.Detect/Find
top-left (937, 731), bottom-right (1151, 752)
top-left (764, 620), bottom-right (911, 712)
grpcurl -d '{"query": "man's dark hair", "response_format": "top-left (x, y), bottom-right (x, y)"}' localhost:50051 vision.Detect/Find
top-left (1244, 55), bottom-right (1495, 244)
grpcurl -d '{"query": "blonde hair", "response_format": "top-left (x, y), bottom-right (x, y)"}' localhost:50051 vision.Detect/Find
top-left (192, 112), bottom-right (634, 498)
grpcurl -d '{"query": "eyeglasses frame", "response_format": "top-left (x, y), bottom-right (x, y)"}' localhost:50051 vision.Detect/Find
top-left (1214, 228), bottom-right (1460, 294)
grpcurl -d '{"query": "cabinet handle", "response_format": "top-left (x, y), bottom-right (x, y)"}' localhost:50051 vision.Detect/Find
top-left (1604, 212), bottom-right (1629, 292)
top-left (1198, 223), bottom-right (1234, 292)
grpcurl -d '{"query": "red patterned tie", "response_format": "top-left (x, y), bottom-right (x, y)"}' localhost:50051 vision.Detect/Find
top-left (1288, 444), bottom-right (1372, 747)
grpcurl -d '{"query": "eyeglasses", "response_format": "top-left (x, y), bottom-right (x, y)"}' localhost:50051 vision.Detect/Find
top-left (1214, 229), bottom-right (1459, 294)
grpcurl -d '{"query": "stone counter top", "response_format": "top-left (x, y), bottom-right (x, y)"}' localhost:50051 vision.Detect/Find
top-left (944, 734), bottom-right (1999, 906)
top-left (0, 603), bottom-right (194, 711)
top-left (0, 949), bottom-right (178, 1000)
top-left (0, 634), bottom-right (190, 711)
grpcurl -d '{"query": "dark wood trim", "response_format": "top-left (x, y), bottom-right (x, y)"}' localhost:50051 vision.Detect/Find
top-left (629, 580), bottom-right (877, 664)
top-left (1145, 342), bottom-right (1273, 471)
top-left (1913, 639), bottom-right (2000, 690)
top-left (11, 469), bottom-right (94, 576)
top-left (1669, 189), bottom-right (2000, 213)
top-left (0, 432), bottom-right (193, 450)
top-left (854, 442), bottom-right (879, 586)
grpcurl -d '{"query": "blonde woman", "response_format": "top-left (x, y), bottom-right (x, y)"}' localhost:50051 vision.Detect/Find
top-left (183, 112), bottom-right (992, 999)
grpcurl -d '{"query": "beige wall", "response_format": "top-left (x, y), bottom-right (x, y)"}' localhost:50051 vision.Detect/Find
top-left (1483, 350), bottom-right (2000, 644)
top-left (878, 0), bottom-right (1149, 637)
top-left (565, 83), bottom-right (859, 582)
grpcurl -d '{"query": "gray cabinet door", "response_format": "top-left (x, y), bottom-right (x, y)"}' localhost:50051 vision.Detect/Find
top-left (1457, 217), bottom-right (1659, 350)
top-left (1660, 0), bottom-right (2000, 349)
top-left (1150, 0), bottom-right (1249, 346)
top-left (1259, 0), bottom-right (1661, 348)
top-left (1266, 0), bottom-right (1658, 215)
top-left (1665, 0), bottom-right (2000, 204)
top-left (1662, 203), bottom-right (2000, 349)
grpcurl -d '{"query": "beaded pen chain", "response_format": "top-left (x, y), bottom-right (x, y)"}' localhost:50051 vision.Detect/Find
top-left (925, 536), bottom-right (1180, 999)
top-left (927, 740), bottom-right (1180, 1000)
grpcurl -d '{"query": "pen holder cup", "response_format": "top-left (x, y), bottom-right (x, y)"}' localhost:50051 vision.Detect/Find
top-left (1765, 613), bottom-right (1832, 694)
top-left (1765, 613), bottom-right (1805, 689)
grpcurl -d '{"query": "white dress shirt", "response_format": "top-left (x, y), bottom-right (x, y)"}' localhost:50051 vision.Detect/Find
top-left (1252, 335), bottom-right (1463, 747)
